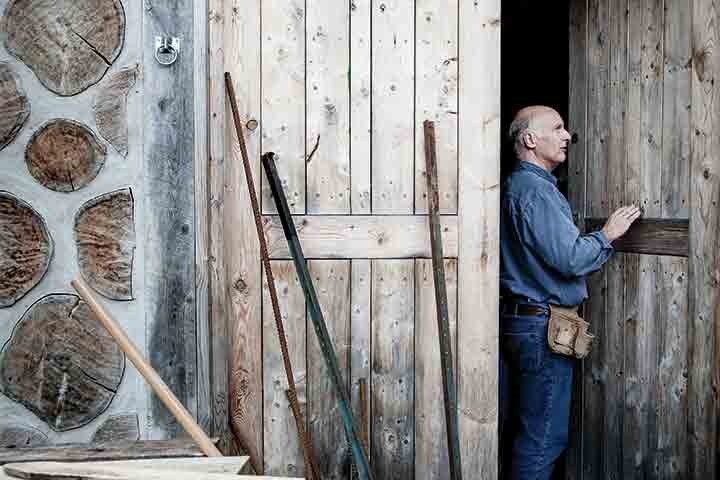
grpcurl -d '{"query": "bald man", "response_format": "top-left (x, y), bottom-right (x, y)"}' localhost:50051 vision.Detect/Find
top-left (499, 106), bottom-right (639, 479)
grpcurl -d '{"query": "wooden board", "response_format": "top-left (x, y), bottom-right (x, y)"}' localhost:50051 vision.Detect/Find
top-left (415, 0), bottom-right (458, 215)
top-left (262, 261), bottom-right (306, 477)
top-left (457, 1), bottom-right (501, 478)
top-left (0, 439), bottom-right (212, 465)
top-left (350, 259), bottom-right (372, 457)
top-left (306, 0), bottom-right (350, 214)
top-left (264, 215), bottom-right (458, 259)
top-left (307, 260), bottom-right (351, 478)
top-left (261, 0), bottom-right (306, 215)
top-left (371, 0), bottom-right (414, 214)
top-left (583, 218), bottom-right (688, 257)
top-left (350, 0), bottom-right (372, 214)
top-left (689, 0), bottom-right (719, 476)
top-left (70, 457), bottom-right (251, 474)
top-left (371, 260), bottom-right (414, 479)
top-left (143, 0), bottom-right (199, 436)
top-left (415, 258), bottom-right (457, 479)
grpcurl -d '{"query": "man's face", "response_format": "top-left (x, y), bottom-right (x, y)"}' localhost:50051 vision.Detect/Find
top-left (530, 110), bottom-right (571, 169)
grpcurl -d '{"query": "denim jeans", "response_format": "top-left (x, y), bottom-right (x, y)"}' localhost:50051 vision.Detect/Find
top-left (499, 310), bottom-right (575, 480)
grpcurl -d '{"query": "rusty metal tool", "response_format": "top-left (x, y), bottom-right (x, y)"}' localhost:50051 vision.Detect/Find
top-left (423, 120), bottom-right (463, 480)
top-left (262, 151), bottom-right (374, 480)
top-left (224, 72), bottom-right (321, 480)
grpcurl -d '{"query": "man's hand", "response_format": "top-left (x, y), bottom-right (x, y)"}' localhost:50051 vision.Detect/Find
top-left (601, 205), bottom-right (641, 242)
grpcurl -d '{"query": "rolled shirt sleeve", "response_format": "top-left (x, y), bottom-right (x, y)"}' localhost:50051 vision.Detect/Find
top-left (515, 189), bottom-right (614, 278)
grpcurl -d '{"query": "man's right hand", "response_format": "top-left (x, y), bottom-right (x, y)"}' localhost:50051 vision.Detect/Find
top-left (601, 205), bottom-right (641, 242)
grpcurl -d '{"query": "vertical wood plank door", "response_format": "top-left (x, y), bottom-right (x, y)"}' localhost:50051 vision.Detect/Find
top-left (215, 0), bottom-right (500, 478)
top-left (566, 0), bottom-right (718, 478)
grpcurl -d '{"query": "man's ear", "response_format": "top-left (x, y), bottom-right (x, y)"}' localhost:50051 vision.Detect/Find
top-left (522, 131), bottom-right (537, 149)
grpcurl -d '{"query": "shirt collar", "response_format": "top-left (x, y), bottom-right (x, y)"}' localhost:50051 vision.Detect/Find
top-left (516, 160), bottom-right (558, 186)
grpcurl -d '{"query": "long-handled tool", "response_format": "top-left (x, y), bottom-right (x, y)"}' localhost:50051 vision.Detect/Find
top-left (224, 72), bottom-right (321, 480)
top-left (423, 120), bottom-right (462, 479)
top-left (71, 278), bottom-right (222, 458)
top-left (262, 152), bottom-right (374, 480)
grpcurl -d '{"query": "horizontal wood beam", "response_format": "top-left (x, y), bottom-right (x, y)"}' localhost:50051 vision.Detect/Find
top-left (584, 218), bottom-right (689, 257)
top-left (263, 215), bottom-right (458, 259)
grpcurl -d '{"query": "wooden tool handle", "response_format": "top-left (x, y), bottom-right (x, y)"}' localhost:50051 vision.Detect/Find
top-left (71, 278), bottom-right (222, 458)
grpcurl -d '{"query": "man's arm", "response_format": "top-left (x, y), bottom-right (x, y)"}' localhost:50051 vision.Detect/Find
top-left (515, 190), bottom-right (614, 278)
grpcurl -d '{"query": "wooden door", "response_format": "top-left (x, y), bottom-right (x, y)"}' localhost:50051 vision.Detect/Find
top-left (567, 0), bottom-right (719, 478)
top-left (209, 0), bottom-right (501, 478)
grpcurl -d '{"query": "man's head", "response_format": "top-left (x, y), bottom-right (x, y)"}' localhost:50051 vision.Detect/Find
top-left (508, 106), bottom-right (571, 171)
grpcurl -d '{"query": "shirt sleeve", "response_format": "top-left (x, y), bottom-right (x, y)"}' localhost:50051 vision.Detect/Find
top-left (514, 189), bottom-right (614, 278)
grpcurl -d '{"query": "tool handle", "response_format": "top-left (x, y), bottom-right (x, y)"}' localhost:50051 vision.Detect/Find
top-left (71, 278), bottom-right (222, 458)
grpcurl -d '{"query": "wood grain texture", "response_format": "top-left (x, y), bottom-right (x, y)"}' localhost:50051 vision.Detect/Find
top-left (415, 0), bottom-right (458, 215)
top-left (0, 191), bottom-right (53, 308)
top-left (689, 0), bottom-right (720, 476)
top-left (264, 214), bottom-right (458, 259)
top-left (306, 0), bottom-right (350, 214)
top-left (223, 0), bottom-right (263, 466)
top-left (0, 425), bottom-right (47, 449)
top-left (0, 62), bottom-right (29, 152)
top-left (350, 259), bottom-right (371, 459)
top-left (262, 261), bottom-right (306, 477)
top-left (457, 1), bottom-right (500, 478)
top-left (143, 0), bottom-right (198, 436)
top-left (0, 294), bottom-right (125, 431)
top-left (261, 0), bottom-right (306, 215)
top-left (371, 0), bottom-right (414, 214)
top-left (583, 218), bottom-right (689, 257)
top-left (307, 261), bottom-right (351, 479)
top-left (0, 439), bottom-right (211, 465)
top-left (350, 0), bottom-right (371, 213)
top-left (74, 188), bottom-right (135, 300)
top-left (566, 1), bottom-right (588, 475)
top-left (415, 258), bottom-right (457, 480)
top-left (91, 414), bottom-right (140, 443)
top-left (94, 66), bottom-right (138, 157)
top-left (25, 119), bottom-right (106, 192)
top-left (371, 260), bottom-right (414, 480)
top-left (66, 457), bottom-right (252, 474)
top-left (1, 0), bottom-right (125, 96)
top-left (207, 0), bottom-right (228, 444)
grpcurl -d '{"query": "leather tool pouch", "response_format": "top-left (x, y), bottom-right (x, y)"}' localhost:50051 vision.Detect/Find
top-left (547, 305), bottom-right (594, 359)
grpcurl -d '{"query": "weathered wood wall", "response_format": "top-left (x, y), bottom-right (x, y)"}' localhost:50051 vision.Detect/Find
top-left (212, 0), bottom-right (500, 477)
top-left (0, 0), bottom-right (209, 444)
top-left (567, 0), bottom-right (719, 478)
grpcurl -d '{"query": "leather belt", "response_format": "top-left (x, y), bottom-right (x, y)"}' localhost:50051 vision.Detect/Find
top-left (500, 303), bottom-right (547, 317)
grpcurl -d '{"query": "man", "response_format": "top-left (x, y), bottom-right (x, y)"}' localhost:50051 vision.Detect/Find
top-left (499, 106), bottom-right (640, 479)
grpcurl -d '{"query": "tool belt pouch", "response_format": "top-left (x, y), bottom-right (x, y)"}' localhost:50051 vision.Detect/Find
top-left (547, 305), bottom-right (594, 359)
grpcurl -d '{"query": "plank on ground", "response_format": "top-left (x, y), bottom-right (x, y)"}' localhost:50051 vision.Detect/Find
top-left (307, 260), bottom-right (351, 479)
top-left (262, 261), bottom-right (306, 477)
top-left (371, 260), bottom-right (414, 479)
top-left (56, 457), bottom-right (251, 474)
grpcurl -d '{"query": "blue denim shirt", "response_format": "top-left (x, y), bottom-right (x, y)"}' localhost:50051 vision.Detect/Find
top-left (500, 161), bottom-right (613, 306)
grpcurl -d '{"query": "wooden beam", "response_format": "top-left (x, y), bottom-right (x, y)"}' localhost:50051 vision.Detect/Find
top-left (263, 215), bottom-right (458, 259)
top-left (0, 439), bottom-right (214, 465)
top-left (584, 218), bottom-right (689, 257)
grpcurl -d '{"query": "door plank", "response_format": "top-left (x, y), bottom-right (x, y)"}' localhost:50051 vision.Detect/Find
top-left (262, 0), bottom-right (306, 214)
top-left (262, 262), bottom-right (307, 477)
top-left (371, 0), bottom-right (415, 213)
top-left (350, 259), bottom-right (372, 461)
top-left (371, 260), bottom-right (414, 479)
top-left (306, 0), bottom-right (350, 214)
top-left (350, 0), bottom-right (372, 214)
top-left (414, 0), bottom-right (458, 215)
top-left (415, 259), bottom-right (458, 480)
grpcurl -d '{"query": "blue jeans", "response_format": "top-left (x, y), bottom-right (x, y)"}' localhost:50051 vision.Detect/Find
top-left (499, 310), bottom-right (574, 480)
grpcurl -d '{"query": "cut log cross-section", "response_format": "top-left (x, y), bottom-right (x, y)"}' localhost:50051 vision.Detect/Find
top-left (94, 67), bottom-right (138, 157)
top-left (74, 188), bottom-right (135, 300)
top-left (26, 119), bottom-right (107, 193)
top-left (0, 62), bottom-right (30, 151)
top-left (0, 424), bottom-right (48, 449)
top-left (0, 294), bottom-right (126, 431)
top-left (0, 191), bottom-right (53, 308)
top-left (0, 0), bottom-right (126, 96)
